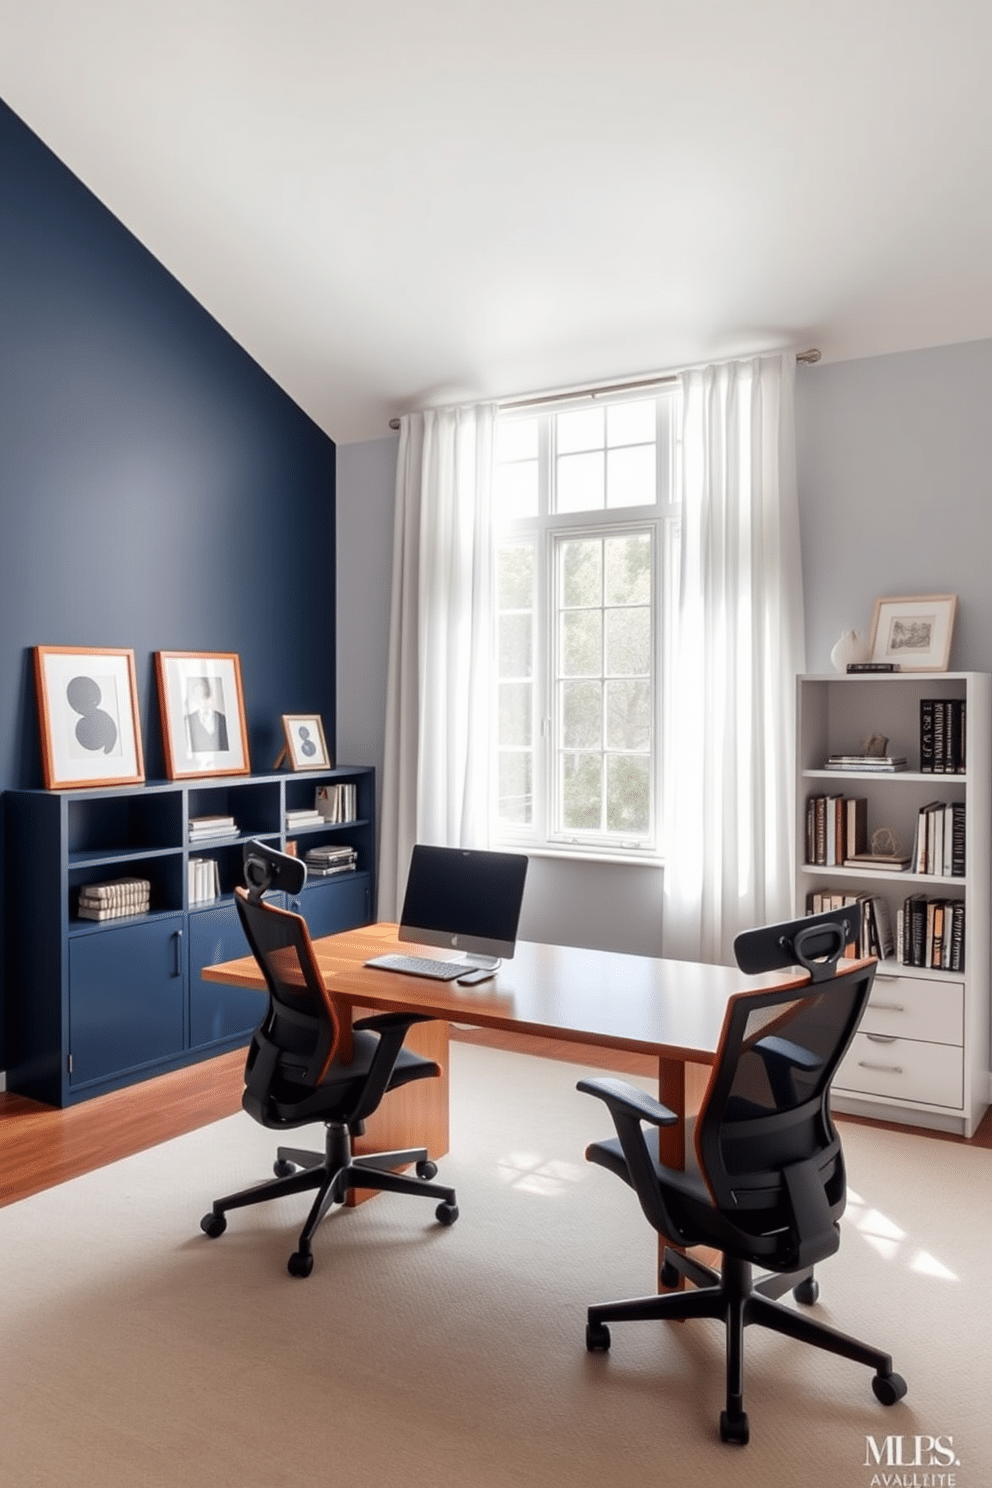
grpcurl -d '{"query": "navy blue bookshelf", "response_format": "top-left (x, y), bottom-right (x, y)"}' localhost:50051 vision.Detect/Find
top-left (4, 767), bottom-right (374, 1106)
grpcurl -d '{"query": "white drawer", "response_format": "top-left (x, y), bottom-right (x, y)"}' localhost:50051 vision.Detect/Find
top-left (836, 1032), bottom-right (963, 1109)
top-left (861, 974), bottom-right (964, 1045)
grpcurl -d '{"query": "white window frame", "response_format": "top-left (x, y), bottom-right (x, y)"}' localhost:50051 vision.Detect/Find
top-left (492, 386), bottom-right (681, 861)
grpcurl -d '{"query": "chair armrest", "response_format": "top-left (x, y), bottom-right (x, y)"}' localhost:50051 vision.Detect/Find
top-left (347, 1011), bottom-right (437, 1124)
top-left (577, 1076), bottom-right (679, 1128)
top-left (352, 1011), bottom-right (435, 1034)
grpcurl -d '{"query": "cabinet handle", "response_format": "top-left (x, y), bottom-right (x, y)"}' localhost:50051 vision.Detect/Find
top-left (173, 928), bottom-right (183, 977)
top-left (870, 1002), bottom-right (905, 1013)
top-left (866, 1032), bottom-right (898, 1043)
top-left (858, 1061), bottom-right (904, 1074)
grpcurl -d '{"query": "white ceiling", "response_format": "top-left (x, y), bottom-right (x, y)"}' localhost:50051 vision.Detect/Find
top-left (2, 1), bottom-right (991, 444)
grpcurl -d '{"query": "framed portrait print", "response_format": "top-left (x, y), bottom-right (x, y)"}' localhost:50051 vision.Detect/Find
top-left (155, 651), bottom-right (250, 779)
top-left (281, 714), bottom-right (331, 771)
top-left (34, 646), bottom-right (145, 790)
top-left (869, 595), bottom-right (957, 672)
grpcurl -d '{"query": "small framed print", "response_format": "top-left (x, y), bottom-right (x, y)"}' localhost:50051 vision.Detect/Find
top-left (869, 595), bottom-right (957, 672)
top-left (34, 646), bottom-right (145, 790)
top-left (155, 651), bottom-right (250, 779)
top-left (281, 714), bottom-right (331, 771)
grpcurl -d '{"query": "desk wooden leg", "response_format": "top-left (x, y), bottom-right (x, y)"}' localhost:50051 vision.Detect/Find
top-left (349, 1018), bottom-right (450, 1206)
top-left (656, 1057), bottom-right (710, 1288)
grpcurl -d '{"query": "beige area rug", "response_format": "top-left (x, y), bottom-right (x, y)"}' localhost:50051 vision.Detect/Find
top-left (1, 1042), bottom-right (989, 1488)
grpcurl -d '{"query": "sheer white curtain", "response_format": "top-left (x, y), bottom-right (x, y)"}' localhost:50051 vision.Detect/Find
top-left (378, 404), bottom-right (497, 919)
top-left (662, 352), bottom-right (805, 965)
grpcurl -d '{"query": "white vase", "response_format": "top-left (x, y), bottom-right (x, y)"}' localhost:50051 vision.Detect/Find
top-left (830, 629), bottom-right (869, 672)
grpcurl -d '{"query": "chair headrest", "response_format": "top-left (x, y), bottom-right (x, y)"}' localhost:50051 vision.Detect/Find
top-left (733, 904), bottom-right (862, 982)
top-left (242, 839), bottom-right (307, 902)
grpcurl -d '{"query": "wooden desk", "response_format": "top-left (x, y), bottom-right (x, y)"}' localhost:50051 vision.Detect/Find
top-left (202, 921), bottom-right (790, 1170)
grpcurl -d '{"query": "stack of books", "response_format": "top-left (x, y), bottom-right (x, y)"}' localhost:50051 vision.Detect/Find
top-left (189, 857), bottom-right (221, 905)
top-left (920, 699), bottom-right (966, 773)
top-left (78, 877), bottom-right (151, 921)
top-left (304, 843), bottom-right (358, 877)
top-left (824, 753), bottom-right (907, 772)
top-left (286, 807), bottom-right (324, 830)
top-left (315, 782), bottom-right (357, 823)
top-left (188, 814), bottom-right (240, 843)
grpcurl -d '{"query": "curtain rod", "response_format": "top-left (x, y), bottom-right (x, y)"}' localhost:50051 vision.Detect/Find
top-left (387, 349), bottom-right (821, 430)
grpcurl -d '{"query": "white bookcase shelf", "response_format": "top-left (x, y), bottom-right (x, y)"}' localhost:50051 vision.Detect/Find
top-left (796, 672), bottom-right (990, 1137)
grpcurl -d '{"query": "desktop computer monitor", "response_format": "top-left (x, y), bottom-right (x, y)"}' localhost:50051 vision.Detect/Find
top-left (398, 845), bottom-right (529, 967)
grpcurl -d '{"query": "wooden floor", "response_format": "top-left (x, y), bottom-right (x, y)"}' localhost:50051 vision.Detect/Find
top-left (2, 1028), bottom-right (991, 1208)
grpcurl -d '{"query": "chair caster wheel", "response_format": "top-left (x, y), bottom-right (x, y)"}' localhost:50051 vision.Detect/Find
top-left (287, 1250), bottom-right (314, 1278)
top-left (417, 1159), bottom-right (438, 1180)
top-left (793, 1277), bottom-right (819, 1305)
top-left (872, 1372), bottom-right (908, 1406)
top-left (273, 1159), bottom-right (296, 1178)
top-left (200, 1212), bottom-right (227, 1239)
top-left (586, 1321), bottom-right (611, 1353)
top-left (720, 1410), bottom-right (749, 1444)
top-left (435, 1201), bottom-right (458, 1225)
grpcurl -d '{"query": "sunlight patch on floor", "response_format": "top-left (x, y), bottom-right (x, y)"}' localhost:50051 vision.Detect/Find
top-left (496, 1150), bottom-right (587, 1195)
top-left (845, 1187), bottom-right (959, 1281)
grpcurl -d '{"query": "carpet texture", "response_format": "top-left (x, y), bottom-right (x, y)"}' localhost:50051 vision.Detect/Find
top-left (1, 1041), bottom-right (989, 1488)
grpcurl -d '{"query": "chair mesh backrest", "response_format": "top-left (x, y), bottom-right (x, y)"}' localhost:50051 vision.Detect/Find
top-left (235, 887), bottom-right (341, 1086)
top-left (694, 960), bottom-right (874, 1232)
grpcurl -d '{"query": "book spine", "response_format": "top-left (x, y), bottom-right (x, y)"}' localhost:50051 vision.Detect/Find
top-left (920, 699), bottom-right (934, 772)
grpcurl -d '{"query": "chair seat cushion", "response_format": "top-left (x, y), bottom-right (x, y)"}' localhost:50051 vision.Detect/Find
top-left (261, 1030), bottom-right (439, 1125)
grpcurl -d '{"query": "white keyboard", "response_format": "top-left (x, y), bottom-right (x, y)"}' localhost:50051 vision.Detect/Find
top-left (364, 953), bottom-right (467, 981)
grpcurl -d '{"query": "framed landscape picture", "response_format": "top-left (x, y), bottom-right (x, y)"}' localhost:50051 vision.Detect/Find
top-left (281, 713), bottom-right (331, 771)
top-left (155, 651), bottom-right (250, 779)
top-left (34, 645), bottom-right (145, 790)
top-left (869, 595), bottom-right (957, 672)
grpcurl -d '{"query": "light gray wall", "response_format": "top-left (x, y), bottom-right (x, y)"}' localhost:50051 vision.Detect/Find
top-left (337, 336), bottom-right (992, 951)
top-left (796, 337), bottom-right (992, 673)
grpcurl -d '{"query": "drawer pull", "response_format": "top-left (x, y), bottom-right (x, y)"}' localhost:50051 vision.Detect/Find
top-left (866, 1033), bottom-right (898, 1044)
top-left (870, 1002), bottom-right (905, 1013)
top-left (858, 1061), bottom-right (904, 1075)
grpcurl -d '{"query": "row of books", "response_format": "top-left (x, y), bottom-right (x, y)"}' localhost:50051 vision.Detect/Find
top-left (806, 890), bottom-right (965, 970)
top-left (805, 794), bottom-right (868, 866)
top-left (920, 698), bottom-right (966, 774)
top-left (900, 895), bottom-right (965, 971)
top-left (805, 891), bottom-right (894, 960)
top-left (189, 814), bottom-right (240, 843)
top-left (189, 856), bottom-right (221, 905)
top-left (77, 876), bottom-right (151, 922)
top-left (316, 782), bottom-right (358, 823)
top-left (304, 843), bottom-right (358, 877)
top-left (912, 800), bottom-right (965, 876)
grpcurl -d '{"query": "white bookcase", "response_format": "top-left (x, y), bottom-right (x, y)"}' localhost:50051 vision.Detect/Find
top-left (796, 672), bottom-right (991, 1137)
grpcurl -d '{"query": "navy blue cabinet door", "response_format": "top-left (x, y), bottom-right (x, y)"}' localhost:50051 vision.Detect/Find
top-left (188, 901), bottom-right (267, 1046)
top-left (297, 873), bottom-right (371, 939)
top-left (69, 918), bottom-right (185, 1087)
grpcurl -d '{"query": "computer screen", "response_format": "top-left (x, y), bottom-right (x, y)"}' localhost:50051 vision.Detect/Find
top-left (398, 845), bottom-right (529, 964)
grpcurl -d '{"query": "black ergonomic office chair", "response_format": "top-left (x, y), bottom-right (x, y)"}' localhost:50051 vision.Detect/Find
top-left (200, 840), bottom-right (458, 1277)
top-left (576, 906), bottom-right (907, 1444)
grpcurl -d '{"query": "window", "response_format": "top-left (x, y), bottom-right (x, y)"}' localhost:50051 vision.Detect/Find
top-left (493, 388), bottom-right (680, 858)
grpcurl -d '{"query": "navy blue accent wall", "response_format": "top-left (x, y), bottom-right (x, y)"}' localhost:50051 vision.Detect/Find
top-left (0, 98), bottom-right (337, 1068)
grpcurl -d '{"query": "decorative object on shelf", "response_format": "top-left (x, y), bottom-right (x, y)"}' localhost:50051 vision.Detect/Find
top-left (34, 645), bottom-right (145, 789)
top-left (155, 651), bottom-right (250, 779)
top-left (830, 629), bottom-right (869, 672)
top-left (276, 713), bottom-right (331, 771)
top-left (843, 827), bottom-right (912, 871)
top-left (868, 594), bottom-right (957, 672)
